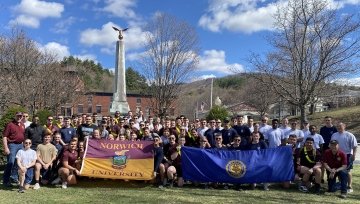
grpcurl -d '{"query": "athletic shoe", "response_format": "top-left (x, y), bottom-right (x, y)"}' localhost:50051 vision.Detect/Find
top-left (61, 182), bottom-right (67, 189)
top-left (347, 188), bottom-right (353, 193)
top-left (18, 186), bottom-right (25, 193)
top-left (33, 183), bottom-right (40, 190)
top-left (299, 185), bottom-right (308, 193)
top-left (3, 183), bottom-right (13, 188)
top-left (51, 177), bottom-right (61, 185)
top-left (158, 185), bottom-right (164, 189)
top-left (264, 183), bottom-right (270, 191)
top-left (340, 193), bottom-right (347, 199)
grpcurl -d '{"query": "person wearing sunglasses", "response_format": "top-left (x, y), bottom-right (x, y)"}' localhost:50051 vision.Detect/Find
top-left (16, 139), bottom-right (37, 193)
top-left (22, 112), bottom-right (31, 129)
top-left (2, 112), bottom-right (25, 187)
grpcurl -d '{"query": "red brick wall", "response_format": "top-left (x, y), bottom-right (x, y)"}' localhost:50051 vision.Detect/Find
top-left (60, 92), bottom-right (156, 117)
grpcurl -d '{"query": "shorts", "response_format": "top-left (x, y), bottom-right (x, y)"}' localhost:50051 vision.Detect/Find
top-left (346, 154), bottom-right (353, 171)
top-left (24, 167), bottom-right (34, 185)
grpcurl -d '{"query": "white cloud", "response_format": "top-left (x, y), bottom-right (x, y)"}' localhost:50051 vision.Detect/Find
top-left (51, 17), bottom-right (77, 34)
top-left (102, 0), bottom-right (138, 20)
top-left (9, 15), bottom-right (39, 28)
top-left (74, 54), bottom-right (97, 62)
top-left (38, 42), bottom-right (70, 61)
top-left (80, 22), bottom-right (149, 52)
top-left (199, 0), bottom-right (278, 33)
top-left (191, 74), bottom-right (217, 82)
top-left (197, 50), bottom-right (244, 74)
top-left (127, 51), bottom-right (147, 61)
top-left (199, 0), bottom-right (360, 34)
top-left (332, 77), bottom-right (360, 86)
top-left (9, 0), bottom-right (64, 28)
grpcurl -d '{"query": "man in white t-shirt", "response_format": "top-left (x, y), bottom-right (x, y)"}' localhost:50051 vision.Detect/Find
top-left (279, 117), bottom-right (291, 136)
top-left (259, 116), bottom-right (272, 135)
top-left (16, 139), bottom-right (37, 193)
top-left (287, 120), bottom-right (304, 148)
top-left (301, 120), bottom-right (311, 138)
top-left (265, 119), bottom-right (285, 148)
top-left (303, 125), bottom-right (324, 151)
top-left (331, 122), bottom-right (358, 193)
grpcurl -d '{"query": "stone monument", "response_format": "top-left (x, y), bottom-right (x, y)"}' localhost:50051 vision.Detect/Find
top-left (110, 26), bottom-right (130, 114)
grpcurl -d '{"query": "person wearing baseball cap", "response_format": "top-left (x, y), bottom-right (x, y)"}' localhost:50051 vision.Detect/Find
top-left (2, 112), bottom-right (25, 187)
top-left (322, 139), bottom-right (348, 198)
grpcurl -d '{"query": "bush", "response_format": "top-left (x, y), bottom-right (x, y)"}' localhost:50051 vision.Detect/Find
top-left (36, 109), bottom-right (53, 126)
top-left (206, 105), bottom-right (229, 121)
top-left (0, 106), bottom-right (27, 165)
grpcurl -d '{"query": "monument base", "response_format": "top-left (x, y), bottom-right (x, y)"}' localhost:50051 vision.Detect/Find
top-left (110, 101), bottom-right (130, 115)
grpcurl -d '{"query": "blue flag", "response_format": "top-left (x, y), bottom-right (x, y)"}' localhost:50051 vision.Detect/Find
top-left (181, 146), bottom-right (294, 184)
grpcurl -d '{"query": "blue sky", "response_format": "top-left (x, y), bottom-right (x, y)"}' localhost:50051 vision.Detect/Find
top-left (1, 0), bottom-right (360, 81)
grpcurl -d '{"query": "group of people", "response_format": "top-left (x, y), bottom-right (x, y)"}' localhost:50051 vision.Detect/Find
top-left (1, 110), bottom-right (357, 198)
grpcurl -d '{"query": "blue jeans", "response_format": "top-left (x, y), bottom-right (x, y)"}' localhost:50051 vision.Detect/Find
top-left (24, 167), bottom-right (34, 185)
top-left (3, 143), bottom-right (23, 184)
top-left (327, 170), bottom-right (348, 194)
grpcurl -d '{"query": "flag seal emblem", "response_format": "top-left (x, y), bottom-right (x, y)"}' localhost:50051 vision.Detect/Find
top-left (226, 160), bottom-right (246, 178)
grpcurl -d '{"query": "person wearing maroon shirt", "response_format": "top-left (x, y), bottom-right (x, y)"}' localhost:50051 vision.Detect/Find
top-left (2, 112), bottom-right (25, 187)
top-left (322, 140), bottom-right (348, 198)
top-left (58, 139), bottom-right (79, 189)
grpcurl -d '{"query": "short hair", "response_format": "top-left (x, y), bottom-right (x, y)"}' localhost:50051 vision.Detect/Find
top-left (305, 137), bottom-right (314, 142)
top-left (214, 132), bottom-right (222, 137)
top-left (288, 134), bottom-right (297, 138)
top-left (324, 116), bottom-right (332, 119)
top-left (272, 119), bottom-right (279, 123)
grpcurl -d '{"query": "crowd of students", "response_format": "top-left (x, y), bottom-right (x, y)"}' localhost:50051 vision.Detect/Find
top-left (1, 111), bottom-right (357, 198)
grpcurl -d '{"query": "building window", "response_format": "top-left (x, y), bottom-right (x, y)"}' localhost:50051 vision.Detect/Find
top-left (77, 105), bottom-right (83, 114)
top-left (136, 98), bottom-right (141, 104)
top-left (96, 105), bottom-right (102, 114)
top-left (66, 107), bottom-right (72, 117)
top-left (60, 106), bottom-right (65, 116)
top-left (87, 95), bottom-right (93, 104)
top-left (87, 105), bottom-right (92, 114)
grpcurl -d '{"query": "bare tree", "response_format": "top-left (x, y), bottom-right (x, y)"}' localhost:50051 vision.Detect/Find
top-left (0, 28), bottom-right (84, 115)
top-left (250, 0), bottom-right (360, 123)
top-left (243, 76), bottom-right (277, 117)
top-left (141, 13), bottom-right (200, 117)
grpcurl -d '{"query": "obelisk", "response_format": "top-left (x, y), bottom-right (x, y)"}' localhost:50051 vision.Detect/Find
top-left (110, 27), bottom-right (130, 114)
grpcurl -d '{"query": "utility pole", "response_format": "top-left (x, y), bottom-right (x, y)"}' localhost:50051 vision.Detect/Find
top-left (210, 78), bottom-right (213, 108)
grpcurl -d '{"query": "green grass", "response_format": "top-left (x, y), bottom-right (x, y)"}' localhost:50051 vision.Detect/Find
top-left (1, 167), bottom-right (359, 203)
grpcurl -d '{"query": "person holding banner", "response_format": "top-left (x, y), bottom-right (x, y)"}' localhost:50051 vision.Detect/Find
top-left (153, 134), bottom-right (165, 188)
top-left (58, 139), bottom-right (80, 189)
top-left (297, 137), bottom-right (322, 194)
top-left (167, 137), bottom-right (186, 188)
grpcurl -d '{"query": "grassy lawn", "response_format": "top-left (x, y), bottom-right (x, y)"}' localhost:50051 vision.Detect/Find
top-left (0, 166), bottom-right (359, 203)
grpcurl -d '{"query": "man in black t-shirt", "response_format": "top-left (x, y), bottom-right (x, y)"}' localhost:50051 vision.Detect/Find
top-left (297, 137), bottom-right (322, 194)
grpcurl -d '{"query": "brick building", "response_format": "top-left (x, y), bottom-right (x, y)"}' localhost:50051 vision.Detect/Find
top-left (59, 92), bottom-right (154, 117)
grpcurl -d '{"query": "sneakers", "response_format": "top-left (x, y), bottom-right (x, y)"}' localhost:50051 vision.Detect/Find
top-left (347, 187), bottom-right (353, 193)
top-left (299, 185), bottom-right (308, 193)
top-left (3, 182), bottom-right (13, 188)
top-left (61, 182), bottom-right (67, 189)
top-left (33, 183), bottom-right (40, 190)
top-left (263, 183), bottom-right (270, 191)
top-left (340, 193), bottom-right (347, 199)
top-left (51, 177), bottom-right (61, 185)
top-left (18, 186), bottom-right (25, 193)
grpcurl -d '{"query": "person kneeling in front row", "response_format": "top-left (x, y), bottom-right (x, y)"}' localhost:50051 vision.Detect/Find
top-left (16, 139), bottom-right (37, 193)
top-left (58, 139), bottom-right (80, 189)
top-left (297, 137), bottom-right (322, 194)
top-left (322, 140), bottom-right (348, 198)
